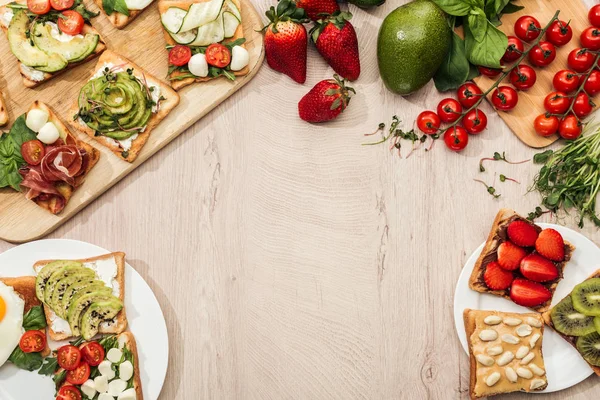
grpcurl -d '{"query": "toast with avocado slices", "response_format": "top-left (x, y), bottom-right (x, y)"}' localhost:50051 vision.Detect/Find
top-left (0, 90), bottom-right (8, 126)
top-left (68, 50), bottom-right (180, 162)
top-left (0, 1), bottom-right (106, 88)
top-left (94, 0), bottom-right (154, 29)
top-left (33, 252), bottom-right (128, 341)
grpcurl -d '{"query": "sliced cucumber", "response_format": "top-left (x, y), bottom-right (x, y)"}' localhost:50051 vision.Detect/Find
top-left (179, 0), bottom-right (224, 33)
top-left (189, 13), bottom-right (224, 46)
top-left (161, 7), bottom-right (187, 33)
top-left (124, 0), bottom-right (152, 11)
top-left (169, 29), bottom-right (197, 44)
top-left (224, 0), bottom-right (241, 22)
top-left (223, 11), bottom-right (239, 38)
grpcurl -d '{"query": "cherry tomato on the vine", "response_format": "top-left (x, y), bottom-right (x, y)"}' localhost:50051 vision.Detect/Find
top-left (478, 66), bottom-right (502, 78)
top-left (509, 65), bottom-right (537, 90)
top-left (573, 92), bottom-right (594, 118)
top-left (416, 111), bottom-right (441, 135)
top-left (568, 48), bottom-right (596, 72)
top-left (546, 20), bottom-right (573, 47)
top-left (590, 4), bottom-right (600, 28)
top-left (580, 27), bottom-right (600, 51)
top-left (514, 15), bottom-right (541, 42)
top-left (457, 82), bottom-right (483, 108)
top-left (492, 86), bottom-right (519, 111)
top-left (534, 114), bottom-right (559, 137)
top-left (544, 91), bottom-right (571, 114)
top-left (584, 70), bottom-right (600, 96)
top-left (436, 98), bottom-right (462, 123)
top-left (528, 41), bottom-right (556, 67)
top-left (462, 109), bottom-right (487, 135)
top-left (443, 126), bottom-right (469, 152)
top-left (559, 114), bottom-right (582, 140)
top-left (502, 36), bottom-right (524, 63)
top-left (553, 69), bottom-right (580, 93)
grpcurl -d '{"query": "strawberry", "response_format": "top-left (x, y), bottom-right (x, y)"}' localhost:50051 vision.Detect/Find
top-left (310, 11), bottom-right (360, 81)
top-left (497, 241), bottom-right (527, 271)
top-left (263, 0), bottom-right (309, 83)
top-left (298, 74), bottom-right (355, 122)
top-left (296, 0), bottom-right (339, 21)
top-left (484, 261), bottom-right (514, 290)
top-left (510, 279), bottom-right (552, 307)
top-left (520, 254), bottom-right (559, 282)
top-left (535, 228), bottom-right (565, 261)
top-left (507, 220), bottom-right (539, 247)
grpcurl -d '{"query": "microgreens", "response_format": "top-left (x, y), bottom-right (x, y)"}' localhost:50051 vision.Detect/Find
top-left (474, 179), bottom-right (501, 198)
top-left (479, 151), bottom-right (530, 172)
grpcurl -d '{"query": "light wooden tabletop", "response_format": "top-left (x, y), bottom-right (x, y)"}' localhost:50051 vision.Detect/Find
top-left (1, 0), bottom-right (600, 398)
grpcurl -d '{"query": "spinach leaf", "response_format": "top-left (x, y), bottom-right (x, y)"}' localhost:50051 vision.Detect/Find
top-left (22, 305), bottom-right (47, 331)
top-left (102, 0), bottom-right (129, 16)
top-left (432, 0), bottom-right (479, 16)
top-left (8, 346), bottom-right (44, 371)
top-left (38, 357), bottom-right (59, 376)
top-left (465, 20), bottom-right (507, 68)
top-left (467, 7), bottom-right (488, 42)
top-left (0, 114), bottom-right (37, 191)
top-left (434, 31), bottom-right (470, 91)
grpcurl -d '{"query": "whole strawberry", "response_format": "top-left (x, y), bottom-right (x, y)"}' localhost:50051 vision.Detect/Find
top-left (310, 11), bottom-right (360, 81)
top-left (296, 0), bottom-right (339, 21)
top-left (263, 0), bottom-right (309, 84)
top-left (298, 74), bottom-right (355, 122)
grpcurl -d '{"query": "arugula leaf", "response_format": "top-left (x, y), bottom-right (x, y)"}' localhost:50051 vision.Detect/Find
top-left (53, 369), bottom-right (67, 392)
top-left (0, 114), bottom-right (37, 191)
top-left (22, 305), bottom-right (47, 331)
top-left (38, 357), bottom-right (59, 376)
top-left (103, 0), bottom-right (129, 16)
top-left (432, 0), bottom-right (477, 16)
top-left (434, 32), bottom-right (470, 91)
top-left (8, 346), bottom-right (44, 371)
top-left (465, 20), bottom-right (507, 68)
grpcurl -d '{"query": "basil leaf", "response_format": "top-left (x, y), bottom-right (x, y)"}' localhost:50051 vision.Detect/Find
top-left (433, 32), bottom-right (470, 91)
top-left (22, 305), bottom-right (47, 331)
top-left (0, 114), bottom-right (37, 191)
top-left (501, 2), bottom-right (524, 14)
top-left (467, 62), bottom-right (480, 80)
top-left (8, 346), bottom-right (44, 371)
top-left (38, 357), bottom-right (59, 376)
top-left (431, 0), bottom-right (473, 16)
top-left (103, 0), bottom-right (129, 16)
top-left (467, 8), bottom-right (488, 42)
top-left (484, 0), bottom-right (509, 19)
top-left (465, 20), bottom-right (507, 68)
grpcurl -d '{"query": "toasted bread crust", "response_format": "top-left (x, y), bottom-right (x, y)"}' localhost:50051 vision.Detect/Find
top-left (0, 90), bottom-right (8, 126)
top-left (93, 0), bottom-right (145, 29)
top-left (120, 331), bottom-right (144, 400)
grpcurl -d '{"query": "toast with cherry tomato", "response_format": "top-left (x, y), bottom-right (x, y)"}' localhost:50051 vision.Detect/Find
top-left (0, 0), bottom-right (106, 88)
top-left (0, 90), bottom-right (8, 126)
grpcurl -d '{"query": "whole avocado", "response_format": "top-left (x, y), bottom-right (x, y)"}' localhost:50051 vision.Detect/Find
top-left (377, 0), bottom-right (451, 95)
top-left (348, 0), bottom-right (385, 8)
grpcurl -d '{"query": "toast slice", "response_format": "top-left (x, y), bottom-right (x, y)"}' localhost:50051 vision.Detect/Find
top-left (542, 269), bottom-right (600, 376)
top-left (464, 309), bottom-right (547, 399)
top-left (118, 332), bottom-right (144, 400)
top-left (32, 252), bottom-right (128, 341)
top-left (469, 209), bottom-right (575, 312)
top-left (67, 50), bottom-right (180, 162)
top-left (0, 90), bottom-right (7, 126)
top-left (93, 0), bottom-right (149, 29)
top-left (0, 4), bottom-right (106, 88)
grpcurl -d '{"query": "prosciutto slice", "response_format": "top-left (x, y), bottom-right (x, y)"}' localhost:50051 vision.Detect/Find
top-left (19, 166), bottom-right (66, 213)
top-left (40, 145), bottom-right (85, 186)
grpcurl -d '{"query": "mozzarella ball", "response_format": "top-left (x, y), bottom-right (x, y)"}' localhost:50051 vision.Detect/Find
top-left (98, 360), bottom-right (116, 380)
top-left (37, 122), bottom-right (60, 145)
top-left (107, 348), bottom-right (123, 363)
top-left (94, 375), bottom-right (109, 393)
top-left (108, 379), bottom-right (128, 396)
top-left (188, 53), bottom-right (208, 77)
top-left (119, 360), bottom-right (134, 381)
top-left (81, 379), bottom-right (97, 398)
top-left (230, 46), bottom-right (249, 71)
top-left (98, 393), bottom-right (114, 400)
top-left (26, 109), bottom-right (49, 132)
top-left (118, 388), bottom-right (137, 400)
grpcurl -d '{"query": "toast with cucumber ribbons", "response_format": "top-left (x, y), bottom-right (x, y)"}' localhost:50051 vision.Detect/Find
top-left (95, 0), bottom-right (154, 29)
top-left (159, 0), bottom-right (250, 90)
top-left (0, 1), bottom-right (105, 88)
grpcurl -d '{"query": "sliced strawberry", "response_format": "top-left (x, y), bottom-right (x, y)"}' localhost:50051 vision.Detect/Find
top-left (535, 228), bottom-right (565, 261)
top-left (520, 254), bottom-right (559, 282)
top-left (507, 220), bottom-right (539, 247)
top-left (484, 261), bottom-right (514, 290)
top-left (510, 279), bottom-right (552, 307)
top-left (497, 241), bottom-right (527, 271)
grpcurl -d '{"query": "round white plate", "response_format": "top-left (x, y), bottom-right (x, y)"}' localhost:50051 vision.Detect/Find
top-left (454, 223), bottom-right (600, 393)
top-left (0, 239), bottom-right (168, 400)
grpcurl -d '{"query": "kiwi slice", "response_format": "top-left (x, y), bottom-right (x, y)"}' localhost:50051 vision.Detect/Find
top-left (551, 295), bottom-right (597, 336)
top-left (576, 331), bottom-right (600, 366)
top-left (595, 316), bottom-right (600, 334)
top-left (572, 278), bottom-right (600, 317)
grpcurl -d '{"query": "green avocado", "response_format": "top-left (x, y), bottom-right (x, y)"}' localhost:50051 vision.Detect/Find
top-left (80, 299), bottom-right (124, 340)
top-left (377, 0), bottom-right (451, 95)
top-left (44, 264), bottom-right (92, 306)
top-left (67, 290), bottom-right (117, 336)
top-left (348, 0), bottom-right (385, 8)
top-left (60, 278), bottom-right (101, 317)
top-left (35, 260), bottom-right (83, 303)
top-left (32, 22), bottom-right (99, 63)
top-left (50, 272), bottom-right (97, 318)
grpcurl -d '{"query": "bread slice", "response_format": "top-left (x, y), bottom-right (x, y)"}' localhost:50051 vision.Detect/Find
top-left (93, 0), bottom-right (148, 29)
top-left (469, 209), bottom-right (575, 312)
top-left (158, 0), bottom-right (249, 91)
top-left (464, 309), bottom-right (547, 399)
top-left (32, 252), bottom-right (128, 341)
top-left (67, 50), bottom-right (180, 162)
top-left (542, 269), bottom-right (600, 376)
top-left (0, 90), bottom-right (8, 126)
top-left (118, 331), bottom-right (144, 400)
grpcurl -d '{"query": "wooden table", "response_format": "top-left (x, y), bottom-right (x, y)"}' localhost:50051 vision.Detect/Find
top-left (1, 1), bottom-right (599, 398)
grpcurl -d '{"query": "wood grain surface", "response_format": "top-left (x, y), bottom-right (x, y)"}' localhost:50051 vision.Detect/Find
top-left (1, 0), bottom-right (600, 399)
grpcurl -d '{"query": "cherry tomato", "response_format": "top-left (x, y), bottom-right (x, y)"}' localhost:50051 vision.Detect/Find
top-left (568, 48), bottom-right (595, 72)
top-left (580, 27), bottom-right (600, 51)
top-left (590, 4), bottom-right (600, 28)
top-left (457, 82), bottom-right (483, 108)
top-left (546, 20), bottom-right (573, 47)
top-left (27, 0), bottom-right (51, 14)
top-left (205, 43), bottom-right (231, 68)
top-left (534, 114), bottom-right (559, 137)
top-left (168, 45), bottom-right (192, 67)
top-left (462, 109), bottom-right (487, 135)
top-left (543, 91), bottom-right (570, 114)
top-left (81, 342), bottom-right (105, 367)
top-left (58, 10), bottom-right (84, 36)
top-left (56, 385), bottom-right (81, 400)
top-left (66, 362), bottom-right (90, 385)
top-left (478, 66), bottom-right (502, 78)
top-left (514, 15), bottom-right (541, 42)
top-left (19, 330), bottom-right (46, 353)
top-left (559, 114), bottom-right (582, 140)
top-left (528, 41), bottom-right (556, 67)
top-left (492, 86), bottom-right (519, 111)
top-left (553, 69), bottom-right (580, 93)
top-left (436, 98), bottom-right (463, 123)
top-left (57, 345), bottom-right (81, 371)
top-left (50, 0), bottom-right (74, 10)
top-left (502, 36), bottom-right (524, 63)
top-left (21, 140), bottom-right (45, 166)
top-left (416, 111), bottom-right (440, 135)
top-left (443, 126), bottom-right (469, 152)
top-left (573, 92), bottom-right (594, 118)
top-left (584, 70), bottom-right (600, 96)
top-left (509, 65), bottom-right (537, 90)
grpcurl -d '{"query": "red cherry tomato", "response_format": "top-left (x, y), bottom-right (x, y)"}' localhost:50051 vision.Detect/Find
top-left (436, 98), bottom-right (463, 123)
top-left (546, 20), bottom-right (573, 47)
top-left (584, 70), bottom-right (600, 96)
top-left (492, 86), bottom-right (518, 111)
top-left (57, 10), bottom-right (84, 36)
top-left (57, 385), bottom-right (82, 400)
top-left (580, 27), bottom-right (600, 51)
top-left (568, 48), bottom-right (596, 72)
top-left (534, 114), bottom-right (559, 137)
top-left (456, 82), bottom-right (483, 108)
top-left (19, 330), bottom-right (46, 353)
top-left (27, 0), bottom-right (51, 14)
top-left (416, 111), bottom-right (440, 135)
top-left (478, 66), bottom-right (502, 78)
top-left (590, 4), bottom-right (600, 28)
top-left (57, 345), bottom-right (81, 371)
top-left (509, 65), bottom-right (537, 90)
top-left (514, 15), bottom-right (541, 42)
top-left (443, 126), bottom-right (469, 152)
top-left (21, 140), bottom-right (46, 166)
top-left (553, 69), bottom-right (580, 93)
top-left (81, 342), bottom-right (105, 367)
top-left (502, 36), bottom-right (524, 63)
top-left (573, 92), bottom-right (594, 118)
top-left (528, 41), bottom-right (556, 67)
top-left (543, 91), bottom-right (571, 114)
top-left (66, 362), bottom-right (90, 385)
top-left (559, 114), bottom-right (582, 140)
top-left (50, 0), bottom-right (74, 10)
top-left (462, 109), bottom-right (487, 134)
top-left (168, 45), bottom-right (192, 67)
top-left (205, 43), bottom-right (231, 68)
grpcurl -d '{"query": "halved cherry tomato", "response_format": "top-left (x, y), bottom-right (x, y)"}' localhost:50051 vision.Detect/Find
top-left (168, 45), bottom-right (192, 67)
top-left (546, 20), bottom-right (572, 47)
top-left (57, 10), bottom-right (84, 36)
top-left (568, 48), bottom-right (595, 72)
top-left (57, 385), bottom-right (81, 400)
top-left (509, 65), bottom-right (536, 90)
top-left (478, 66), bottom-right (502, 77)
top-left (57, 345), bottom-right (81, 371)
top-left (528, 41), bottom-right (556, 67)
top-left (559, 114), bottom-right (582, 140)
top-left (502, 36), bottom-right (524, 63)
top-left (416, 111), bottom-right (440, 135)
top-left (573, 92), bottom-right (594, 118)
top-left (28, 0), bottom-right (51, 14)
top-left (590, 4), bottom-right (600, 28)
top-left (19, 330), bottom-right (46, 353)
top-left (66, 362), bottom-right (90, 385)
top-left (21, 140), bottom-right (46, 166)
top-left (514, 15), bottom-right (541, 42)
top-left (584, 70), bottom-right (600, 96)
top-left (457, 82), bottom-right (482, 108)
top-left (443, 126), bottom-right (469, 152)
top-left (462, 109), bottom-right (487, 135)
top-left (50, 0), bottom-right (74, 11)
top-left (534, 114), bottom-right (559, 137)
top-left (553, 70), bottom-right (580, 93)
top-left (580, 27), bottom-right (600, 51)
top-left (81, 342), bottom-right (105, 367)
top-left (205, 43), bottom-right (231, 68)
top-left (492, 86), bottom-right (518, 111)
top-left (436, 98), bottom-right (462, 123)
top-left (543, 91), bottom-right (570, 114)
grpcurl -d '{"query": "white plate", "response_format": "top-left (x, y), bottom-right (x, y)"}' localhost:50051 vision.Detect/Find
top-left (0, 239), bottom-right (169, 400)
top-left (454, 223), bottom-right (600, 393)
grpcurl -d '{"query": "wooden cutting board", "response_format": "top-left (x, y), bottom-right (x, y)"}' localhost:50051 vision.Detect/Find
top-left (0, 0), bottom-right (264, 243)
top-left (475, 0), bottom-right (591, 148)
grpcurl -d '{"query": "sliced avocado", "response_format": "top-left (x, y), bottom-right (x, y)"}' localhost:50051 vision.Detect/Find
top-left (32, 22), bottom-right (99, 63)
top-left (67, 290), bottom-right (115, 336)
top-left (60, 278), bottom-right (102, 317)
top-left (50, 272), bottom-right (96, 318)
top-left (80, 299), bottom-right (124, 340)
top-left (35, 260), bottom-right (83, 303)
top-left (44, 264), bottom-right (91, 305)
top-left (8, 10), bottom-right (68, 72)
